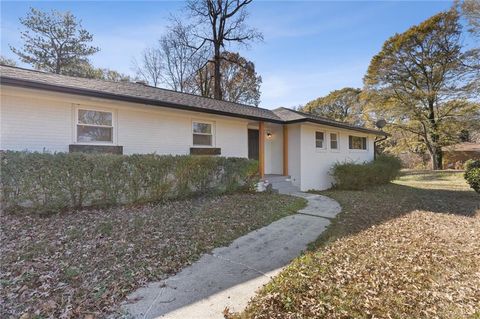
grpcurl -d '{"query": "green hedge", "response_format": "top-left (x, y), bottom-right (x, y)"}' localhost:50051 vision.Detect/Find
top-left (0, 151), bottom-right (259, 213)
top-left (464, 159), bottom-right (480, 193)
top-left (331, 155), bottom-right (402, 190)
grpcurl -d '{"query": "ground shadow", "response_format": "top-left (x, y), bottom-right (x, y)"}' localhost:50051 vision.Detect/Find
top-left (314, 180), bottom-right (479, 248)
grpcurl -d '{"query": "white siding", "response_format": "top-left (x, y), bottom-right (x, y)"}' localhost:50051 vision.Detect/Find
top-left (264, 123), bottom-right (283, 175)
top-left (299, 123), bottom-right (375, 191)
top-left (287, 124), bottom-right (302, 188)
top-left (0, 93), bottom-right (72, 152)
top-left (0, 87), bottom-right (249, 157)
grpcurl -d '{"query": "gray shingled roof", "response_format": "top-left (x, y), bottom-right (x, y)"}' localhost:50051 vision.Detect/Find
top-left (0, 65), bottom-right (282, 122)
top-left (0, 65), bottom-right (386, 135)
top-left (273, 107), bottom-right (386, 136)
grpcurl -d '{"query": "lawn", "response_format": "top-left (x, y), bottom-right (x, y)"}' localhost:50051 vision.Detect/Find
top-left (0, 193), bottom-right (306, 319)
top-left (232, 171), bottom-right (480, 319)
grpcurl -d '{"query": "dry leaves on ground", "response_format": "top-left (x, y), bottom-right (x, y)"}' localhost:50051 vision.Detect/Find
top-left (0, 193), bottom-right (306, 319)
top-left (237, 211), bottom-right (480, 319)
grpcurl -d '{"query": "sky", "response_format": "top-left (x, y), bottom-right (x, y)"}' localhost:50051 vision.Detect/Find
top-left (1, 0), bottom-right (456, 109)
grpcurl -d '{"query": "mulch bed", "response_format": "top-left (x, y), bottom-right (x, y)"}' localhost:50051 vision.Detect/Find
top-left (0, 193), bottom-right (306, 319)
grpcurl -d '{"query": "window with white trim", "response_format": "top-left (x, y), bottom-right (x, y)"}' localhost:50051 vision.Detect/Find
top-left (330, 133), bottom-right (338, 150)
top-left (315, 131), bottom-right (325, 149)
top-left (77, 109), bottom-right (113, 143)
top-left (349, 135), bottom-right (367, 150)
top-left (193, 121), bottom-right (213, 146)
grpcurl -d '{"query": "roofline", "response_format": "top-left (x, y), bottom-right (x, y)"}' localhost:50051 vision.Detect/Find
top-left (0, 75), bottom-right (387, 136)
top-left (285, 118), bottom-right (387, 136)
top-left (0, 76), bottom-right (284, 124)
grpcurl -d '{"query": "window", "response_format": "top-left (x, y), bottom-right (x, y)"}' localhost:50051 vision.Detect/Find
top-left (315, 131), bottom-right (325, 149)
top-left (330, 133), bottom-right (338, 150)
top-left (77, 109), bottom-right (113, 143)
top-left (349, 135), bottom-right (367, 150)
top-left (193, 121), bottom-right (213, 146)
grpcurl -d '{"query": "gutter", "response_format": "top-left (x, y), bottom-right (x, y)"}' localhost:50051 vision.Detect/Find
top-left (286, 118), bottom-right (387, 137)
top-left (374, 135), bottom-right (388, 159)
top-left (0, 76), bottom-right (389, 137)
top-left (0, 77), bottom-right (285, 124)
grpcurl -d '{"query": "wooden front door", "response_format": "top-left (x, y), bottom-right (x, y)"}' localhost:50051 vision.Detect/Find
top-left (248, 129), bottom-right (259, 160)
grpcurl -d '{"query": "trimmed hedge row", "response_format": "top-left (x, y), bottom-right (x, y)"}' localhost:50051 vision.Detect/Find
top-left (331, 155), bottom-right (402, 190)
top-left (1, 151), bottom-right (259, 213)
top-left (464, 159), bottom-right (480, 193)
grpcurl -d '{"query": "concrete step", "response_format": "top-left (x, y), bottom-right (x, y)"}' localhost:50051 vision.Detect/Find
top-left (263, 175), bottom-right (291, 183)
top-left (263, 174), bottom-right (300, 195)
top-left (269, 180), bottom-right (295, 187)
top-left (274, 186), bottom-right (301, 193)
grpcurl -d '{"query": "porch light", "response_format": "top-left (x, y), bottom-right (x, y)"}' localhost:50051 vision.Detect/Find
top-left (266, 131), bottom-right (273, 139)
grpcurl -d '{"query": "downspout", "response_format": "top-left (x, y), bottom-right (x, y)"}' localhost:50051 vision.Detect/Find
top-left (374, 135), bottom-right (388, 160)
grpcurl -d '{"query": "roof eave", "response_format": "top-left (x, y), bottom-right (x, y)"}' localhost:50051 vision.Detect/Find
top-left (0, 77), bottom-right (284, 124)
top-left (286, 118), bottom-right (387, 136)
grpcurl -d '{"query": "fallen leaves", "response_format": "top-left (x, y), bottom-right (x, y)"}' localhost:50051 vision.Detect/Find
top-left (235, 211), bottom-right (480, 319)
top-left (232, 171), bottom-right (480, 319)
top-left (1, 193), bottom-right (306, 318)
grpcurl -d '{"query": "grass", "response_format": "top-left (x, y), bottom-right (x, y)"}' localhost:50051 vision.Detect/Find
top-left (0, 192), bottom-right (307, 319)
top-left (231, 171), bottom-right (480, 319)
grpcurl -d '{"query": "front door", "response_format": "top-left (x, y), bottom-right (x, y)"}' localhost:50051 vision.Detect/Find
top-left (248, 129), bottom-right (259, 160)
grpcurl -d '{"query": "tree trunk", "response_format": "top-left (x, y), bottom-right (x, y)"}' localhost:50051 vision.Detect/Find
top-left (427, 100), bottom-right (442, 170)
top-left (213, 44), bottom-right (222, 100)
top-left (433, 148), bottom-right (443, 170)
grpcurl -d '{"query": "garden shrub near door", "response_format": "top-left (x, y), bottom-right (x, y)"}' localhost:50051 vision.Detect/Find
top-left (0, 151), bottom-right (259, 213)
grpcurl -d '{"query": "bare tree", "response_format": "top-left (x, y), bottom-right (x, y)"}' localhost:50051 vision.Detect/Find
top-left (186, 0), bottom-right (262, 100)
top-left (192, 52), bottom-right (261, 105)
top-left (160, 21), bottom-right (209, 92)
top-left (132, 47), bottom-right (163, 87)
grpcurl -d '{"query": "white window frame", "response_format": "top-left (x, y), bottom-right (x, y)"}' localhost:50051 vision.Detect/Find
top-left (330, 132), bottom-right (339, 151)
top-left (315, 131), bottom-right (326, 150)
top-left (348, 135), bottom-right (368, 152)
top-left (192, 120), bottom-right (215, 147)
top-left (74, 106), bottom-right (116, 145)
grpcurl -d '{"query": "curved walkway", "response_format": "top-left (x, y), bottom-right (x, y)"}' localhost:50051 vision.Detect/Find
top-left (122, 192), bottom-right (341, 319)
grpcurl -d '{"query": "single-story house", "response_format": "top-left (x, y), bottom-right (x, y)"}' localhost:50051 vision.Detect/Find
top-left (0, 65), bottom-right (386, 191)
top-left (442, 142), bottom-right (480, 169)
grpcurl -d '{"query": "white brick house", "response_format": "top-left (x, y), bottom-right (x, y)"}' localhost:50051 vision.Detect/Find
top-left (0, 65), bottom-right (386, 191)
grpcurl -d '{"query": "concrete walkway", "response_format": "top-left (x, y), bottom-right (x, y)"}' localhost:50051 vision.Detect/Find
top-left (121, 191), bottom-right (341, 319)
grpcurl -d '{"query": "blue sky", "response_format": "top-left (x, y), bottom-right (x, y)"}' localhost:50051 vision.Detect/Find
top-left (1, 1), bottom-right (455, 108)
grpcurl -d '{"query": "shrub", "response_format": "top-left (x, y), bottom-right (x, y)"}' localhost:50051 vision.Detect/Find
top-left (0, 151), bottom-right (259, 213)
top-left (464, 159), bottom-right (480, 193)
top-left (331, 155), bottom-right (401, 190)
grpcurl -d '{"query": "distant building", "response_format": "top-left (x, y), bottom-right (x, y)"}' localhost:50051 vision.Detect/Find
top-left (442, 143), bottom-right (480, 169)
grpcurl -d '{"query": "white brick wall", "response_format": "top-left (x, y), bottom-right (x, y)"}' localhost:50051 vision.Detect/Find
top-left (0, 86), bottom-right (249, 157)
top-left (299, 123), bottom-right (375, 191)
top-left (264, 123), bottom-right (283, 175)
top-left (1, 93), bottom-right (72, 152)
top-left (287, 124), bottom-right (302, 188)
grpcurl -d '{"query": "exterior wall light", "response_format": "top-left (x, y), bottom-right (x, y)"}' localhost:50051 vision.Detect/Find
top-left (266, 131), bottom-right (273, 139)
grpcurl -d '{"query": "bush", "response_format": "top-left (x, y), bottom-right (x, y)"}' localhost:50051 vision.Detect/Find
top-left (464, 159), bottom-right (480, 193)
top-left (0, 151), bottom-right (259, 213)
top-left (331, 155), bottom-right (402, 190)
